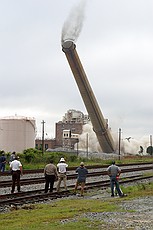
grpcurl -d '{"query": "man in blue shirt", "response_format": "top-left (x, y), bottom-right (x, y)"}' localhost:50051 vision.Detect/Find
top-left (0, 152), bottom-right (6, 172)
top-left (74, 162), bottom-right (88, 197)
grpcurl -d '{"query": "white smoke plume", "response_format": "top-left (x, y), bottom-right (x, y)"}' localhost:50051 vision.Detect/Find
top-left (77, 123), bottom-right (101, 152)
top-left (121, 136), bottom-right (150, 155)
top-left (76, 123), bottom-right (150, 155)
top-left (61, 0), bottom-right (86, 44)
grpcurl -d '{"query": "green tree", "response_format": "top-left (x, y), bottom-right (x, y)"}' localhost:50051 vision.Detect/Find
top-left (146, 146), bottom-right (153, 155)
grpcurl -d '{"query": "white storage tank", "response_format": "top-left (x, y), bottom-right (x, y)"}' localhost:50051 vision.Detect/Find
top-left (0, 116), bottom-right (36, 153)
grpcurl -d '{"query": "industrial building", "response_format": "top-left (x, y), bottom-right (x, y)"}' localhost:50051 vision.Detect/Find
top-left (55, 109), bottom-right (90, 149)
top-left (35, 138), bottom-right (56, 151)
top-left (35, 109), bottom-right (90, 151)
top-left (0, 116), bottom-right (36, 153)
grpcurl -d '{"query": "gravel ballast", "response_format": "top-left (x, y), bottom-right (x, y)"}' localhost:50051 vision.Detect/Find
top-left (59, 189), bottom-right (153, 230)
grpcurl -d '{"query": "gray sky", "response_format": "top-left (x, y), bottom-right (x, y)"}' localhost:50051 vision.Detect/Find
top-left (0, 0), bottom-right (153, 144)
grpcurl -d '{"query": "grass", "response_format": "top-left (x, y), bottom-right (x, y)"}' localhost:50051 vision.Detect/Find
top-left (0, 182), bottom-right (153, 230)
top-left (0, 199), bottom-right (119, 230)
top-left (121, 181), bottom-right (153, 198)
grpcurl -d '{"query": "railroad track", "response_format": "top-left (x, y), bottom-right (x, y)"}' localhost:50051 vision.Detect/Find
top-left (0, 174), bottom-right (143, 199)
top-left (0, 162), bottom-right (152, 176)
top-left (0, 165), bottom-right (152, 188)
top-left (0, 174), bottom-right (153, 206)
top-left (0, 163), bottom-right (152, 208)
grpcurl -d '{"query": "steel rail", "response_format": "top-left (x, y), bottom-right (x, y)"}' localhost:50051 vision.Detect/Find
top-left (0, 174), bottom-right (143, 199)
top-left (0, 165), bottom-right (152, 188)
top-left (0, 162), bottom-right (152, 176)
top-left (0, 175), bottom-right (153, 206)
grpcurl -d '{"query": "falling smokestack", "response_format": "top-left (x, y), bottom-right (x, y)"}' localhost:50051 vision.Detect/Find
top-left (62, 40), bottom-right (115, 153)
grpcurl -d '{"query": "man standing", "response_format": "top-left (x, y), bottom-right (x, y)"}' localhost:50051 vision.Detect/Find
top-left (107, 161), bottom-right (125, 197)
top-left (9, 151), bottom-right (16, 164)
top-left (10, 156), bottom-right (23, 193)
top-left (44, 159), bottom-right (58, 193)
top-left (0, 152), bottom-right (6, 172)
top-left (74, 162), bottom-right (88, 197)
top-left (56, 158), bottom-right (68, 192)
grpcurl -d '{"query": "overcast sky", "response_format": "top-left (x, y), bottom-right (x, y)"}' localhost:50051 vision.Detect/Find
top-left (0, 0), bottom-right (153, 143)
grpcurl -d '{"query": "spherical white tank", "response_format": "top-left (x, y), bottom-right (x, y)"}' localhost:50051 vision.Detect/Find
top-left (0, 116), bottom-right (36, 153)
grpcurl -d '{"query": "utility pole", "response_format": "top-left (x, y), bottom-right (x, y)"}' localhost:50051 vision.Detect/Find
top-left (118, 128), bottom-right (121, 160)
top-left (41, 120), bottom-right (45, 155)
top-left (150, 135), bottom-right (152, 155)
top-left (86, 133), bottom-right (88, 158)
top-left (76, 138), bottom-right (79, 157)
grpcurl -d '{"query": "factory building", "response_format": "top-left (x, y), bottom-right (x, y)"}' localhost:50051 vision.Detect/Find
top-left (35, 138), bottom-right (56, 151)
top-left (55, 109), bottom-right (90, 149)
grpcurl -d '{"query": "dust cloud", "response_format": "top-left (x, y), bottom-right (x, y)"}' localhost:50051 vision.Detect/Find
top-left (76, 123), bottom-right (150, 155)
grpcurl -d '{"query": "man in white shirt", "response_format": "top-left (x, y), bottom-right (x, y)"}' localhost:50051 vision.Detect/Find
top-left (10, 156), bottom-right (23, 193)
top-left (56, 158), bottom-right (68, 192)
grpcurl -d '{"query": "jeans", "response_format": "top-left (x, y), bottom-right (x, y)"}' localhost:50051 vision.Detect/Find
top-left (0, 163), bottom-right (6, 172)
top-left (110, 176), bottom-right (122, 196)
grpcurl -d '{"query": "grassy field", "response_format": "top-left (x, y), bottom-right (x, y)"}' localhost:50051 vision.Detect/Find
top-left (0, 182), bottom-right (153, 230)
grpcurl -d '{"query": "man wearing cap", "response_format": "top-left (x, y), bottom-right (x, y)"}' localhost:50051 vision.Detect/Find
top-left (56, 158), bottom-right (68, 192)
top-left (107, 161), bottom-right (125, 197)
top-left (74, 162), bottom-right (88, 197)
top-left (10, 156), bottom-right (23, 193)
top-left (9, 151), bottom-right (16, 165)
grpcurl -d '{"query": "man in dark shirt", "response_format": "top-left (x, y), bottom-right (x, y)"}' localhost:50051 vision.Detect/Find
top-left (44, 160), bottom-right (58, 193)
top-left (74, 162), bottom-right (88, 196)
top-left (0, 152), bottom-right (7, 172)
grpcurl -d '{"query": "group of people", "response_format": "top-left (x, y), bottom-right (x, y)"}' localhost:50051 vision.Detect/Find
top-left (0, 151), bottom-right (23, 193)
top-left (44, 157), bottom-right (88, 196)
top-left (44, 158), bottom-right (125, 198)
top-left (0, 151), bottom-right (16, 172)
top-left (3, 151), bottom-right (125, 198)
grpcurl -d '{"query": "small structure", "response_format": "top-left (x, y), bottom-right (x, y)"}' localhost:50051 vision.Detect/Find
top-left (35, 138), bottom-right (56, 151)
top-left (62, 129), bottom-right (79, 150)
